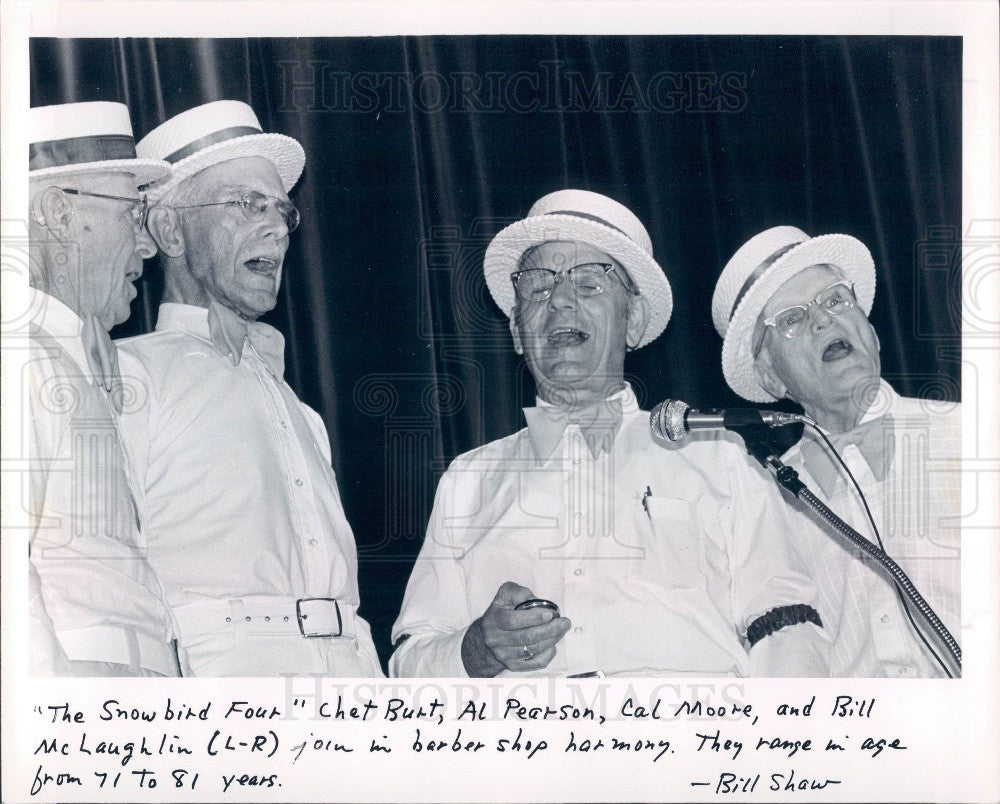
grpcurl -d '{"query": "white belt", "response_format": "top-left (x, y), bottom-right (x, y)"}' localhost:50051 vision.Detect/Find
top-left (56, 625), bottom-right (178, 677)
top-left (171, 596), bottom-right (357, 642)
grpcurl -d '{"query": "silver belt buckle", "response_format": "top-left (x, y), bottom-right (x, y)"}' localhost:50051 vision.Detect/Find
top-left (296, 598), bottom-right (342, 638)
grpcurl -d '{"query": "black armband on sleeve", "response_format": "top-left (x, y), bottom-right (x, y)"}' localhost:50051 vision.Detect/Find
top-left (746, 604), bottom-right (823, 648)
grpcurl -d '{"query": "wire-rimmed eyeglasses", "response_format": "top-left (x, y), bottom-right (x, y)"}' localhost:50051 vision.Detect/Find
top-left (59, 188), bottom-right (149, 230)
top-left (167, 190), bottom-right (300, 232)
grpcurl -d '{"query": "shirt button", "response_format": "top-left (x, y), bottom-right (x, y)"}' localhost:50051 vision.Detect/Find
top-left (309, 539), bottom-right (318, 546)
top-left (573, 626), bottom-right (583, 635)
top-left (280, 420), bottom-right (288, 428)
top-left (295, 478), bottom-right (304, 486)
top-left (881, 614), bottom-right (890, 624)
top-left (573, 568), bottom-right (583, 576)
top-left (572, 458), bottom-right (580, 466)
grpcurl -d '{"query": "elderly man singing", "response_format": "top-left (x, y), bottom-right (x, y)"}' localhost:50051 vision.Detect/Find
top-left (390, 190), bottom-right (829, 678)
top-left (712, 226), bottom-right (961, 677)
top-left (26, 101), bottom-right (177, 676)
top-left (116, 101), bottom-right (382, 676)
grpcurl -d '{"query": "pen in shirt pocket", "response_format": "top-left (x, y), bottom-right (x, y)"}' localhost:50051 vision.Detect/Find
top-left (641, 486), bottom-right (652, 519)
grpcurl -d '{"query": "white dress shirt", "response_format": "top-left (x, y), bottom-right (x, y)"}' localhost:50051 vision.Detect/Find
top-left (116, 303), bottom-right (382, 676)
top-left (27, 289), bottom-right (176, 675)
top-left (781, 379), bottom-right (961, 677)
top-left (390, 384), bottom-right (828, 678)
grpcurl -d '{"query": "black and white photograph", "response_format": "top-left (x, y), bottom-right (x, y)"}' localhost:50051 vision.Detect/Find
top-left (2, 1), bottom-right (998, 801)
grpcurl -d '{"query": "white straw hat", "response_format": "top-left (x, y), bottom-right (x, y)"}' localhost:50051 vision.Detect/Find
top-left (30, 101), bottom-right (170, 186)
top-left (483, 189), bottom-right (673, 349)
top-left (712, 225), bottom-right (876, 402)
top-left (136, 100), bottom-right (305, 201)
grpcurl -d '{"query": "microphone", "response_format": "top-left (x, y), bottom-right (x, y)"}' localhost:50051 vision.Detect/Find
top-left (650, 399), bottom-right (806, 443)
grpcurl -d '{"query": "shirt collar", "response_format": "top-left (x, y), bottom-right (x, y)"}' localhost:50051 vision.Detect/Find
top-left (797, 378), bottom-right (899, 496)
top-left (523, 382), bottom-right (638, 464)
top-left (155, 302), bottom-right (285, 377)
top-left (28, 288), bottom-right (92, 382)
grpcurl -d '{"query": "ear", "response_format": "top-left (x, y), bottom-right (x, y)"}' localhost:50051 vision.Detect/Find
top-left (33, 186), bottom-right (74, 240)
top-left (146, 205), bottom-right (186, 258)
top-left (626, 295), bottom-right (651, 349)
top-left (753, 348), bottom-right (787, 401)
top-left (509, 311), bottom-right (524, 355)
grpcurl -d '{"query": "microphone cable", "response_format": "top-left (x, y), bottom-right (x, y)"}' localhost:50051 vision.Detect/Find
top-left (803, 421), bottom-right (954, 678)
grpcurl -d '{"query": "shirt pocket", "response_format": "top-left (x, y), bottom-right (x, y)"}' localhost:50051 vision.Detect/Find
top-left (636, 496), bottom-right (709, 592)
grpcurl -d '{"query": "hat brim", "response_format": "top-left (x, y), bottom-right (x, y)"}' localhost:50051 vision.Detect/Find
top-left (143, 132), bottom-right (305, 201)
top-left (483, 214), bottom-right (673, 349)
top-left (722, 234), bottom-right (876, 402)
top-left (30, 158), bottom-right (171, 187)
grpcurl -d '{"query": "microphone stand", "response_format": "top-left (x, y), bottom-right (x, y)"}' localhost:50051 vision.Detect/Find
top-left (733, 425), bottom-right (962, 675)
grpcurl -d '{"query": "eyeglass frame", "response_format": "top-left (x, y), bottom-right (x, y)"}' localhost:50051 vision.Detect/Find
top-left (761, 280), bottom-right (857, 339)
top-left (510, 261), bottom-right (639, 304)
top-left (58, 187), bottom-right (149, 230)
top-left (166, 190), bottom-right (300, 232)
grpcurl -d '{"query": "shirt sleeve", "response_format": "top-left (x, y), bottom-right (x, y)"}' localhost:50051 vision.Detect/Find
top-left (116, 349), bottom-right (152, 518)
top-left (30, 346), bottom-right (176, 674)
top-left (389, 467), bottom-right (476, 678)
top-left (721, 437), bottom-right (831, 676)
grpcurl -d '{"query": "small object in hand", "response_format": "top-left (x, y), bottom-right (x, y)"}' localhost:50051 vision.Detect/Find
top-left (515, 598), bottom-right (560, 617)
top-left (522, 645), bottom-right (534, 660)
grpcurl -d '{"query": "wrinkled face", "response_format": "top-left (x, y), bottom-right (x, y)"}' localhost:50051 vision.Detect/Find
top-left (755, 264), bottom-right (880, 410)
top-left (176, 156), bottom-right (291, 320)
top-left (63, 172), bottom-right (154, 329)
top-left (512, 240), bottom-right (634, 402)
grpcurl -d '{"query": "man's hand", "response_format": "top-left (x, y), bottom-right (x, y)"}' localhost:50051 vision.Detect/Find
top-left (461, 581), bottom-right (571, 677)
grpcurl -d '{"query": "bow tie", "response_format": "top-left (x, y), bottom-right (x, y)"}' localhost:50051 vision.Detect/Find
top-left (799, 414), bottom-right (895, 497)
top-left (523, 397), bottom-right (624, 463)
top-left (207, 299), bottom-right (285, 377)
top-left (81, 314), bottom-right (123, 413)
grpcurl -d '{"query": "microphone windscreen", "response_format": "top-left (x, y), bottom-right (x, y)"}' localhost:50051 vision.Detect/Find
top-left (649, 399), bottom-right (689, 442)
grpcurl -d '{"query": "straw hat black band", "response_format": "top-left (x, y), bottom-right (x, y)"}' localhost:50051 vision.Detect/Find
top-left (729, 241), bottom-right (799, 321)
top-left (164, 125), bottom-right (263, 164)
top-left (544, 210), bottom-right (632, 240)
top-left (29, 134), bottom-right (138, 172)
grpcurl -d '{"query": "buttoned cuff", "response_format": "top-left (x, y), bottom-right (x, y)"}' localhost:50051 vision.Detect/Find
top-left (56, 624), bottom-right (178, 677)
top-left (389, 627), bottom-right (470, 678)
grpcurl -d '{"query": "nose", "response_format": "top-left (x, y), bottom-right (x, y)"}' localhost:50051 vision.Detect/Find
top-left (134, 226), bottom-right (157, 260)
top-left (547, 273), bottom-right (577, 310)
top-left (261, 202), bottom-right (291, 240)
top-left (809, 303), bottom-right (834, 331)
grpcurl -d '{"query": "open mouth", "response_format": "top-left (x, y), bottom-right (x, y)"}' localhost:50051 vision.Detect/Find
top-left (245, 257), bottom-right (280, 275)
top-left (547, 328), bottom-right (589, 347)
top-left (822, 339), bottom-right (854, 362)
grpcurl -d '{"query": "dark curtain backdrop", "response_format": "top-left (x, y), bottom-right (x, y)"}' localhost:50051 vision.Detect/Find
top-left (30, 36), bottom-right (962, 666)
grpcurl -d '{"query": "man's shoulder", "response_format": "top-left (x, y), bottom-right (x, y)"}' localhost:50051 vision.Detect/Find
top-left (893, 393), bottom-right (961, 420)
top-left (117, 328), bottom-right (202, 362)
top-left (446, 428), bottom-right (529, 472)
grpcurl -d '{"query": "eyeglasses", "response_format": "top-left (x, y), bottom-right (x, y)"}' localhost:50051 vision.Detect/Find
top-left (169, 190), bottom-right (300, 232)
top-left (762, 281), bottom-right (856, 339)
top-left (59, 188), bottom-right (149, 229)
top-left (510, 262), bottom-right (636, 303)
